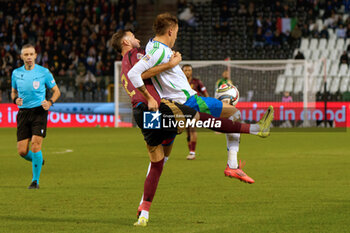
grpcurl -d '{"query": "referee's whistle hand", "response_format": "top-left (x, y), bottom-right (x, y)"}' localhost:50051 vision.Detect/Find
top-left (41, 100), bottom-right (51, 110)
top-left (16, 98), bottom-right (23, 106)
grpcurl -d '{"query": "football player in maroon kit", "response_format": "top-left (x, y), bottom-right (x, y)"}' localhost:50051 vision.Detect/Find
top-left (111, 30), bottom-right (272, 226)
top-left (182, 64), bottom-right (209, 160)
top-left (112, 30), bottom-right (199, 227)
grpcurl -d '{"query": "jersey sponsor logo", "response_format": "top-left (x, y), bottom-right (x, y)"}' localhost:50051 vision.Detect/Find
top-left (51, 80), bottom-right (55, 84)
top-left (142, 54), bottom-right (151, 62)
top-left (136, 53), bottom-right (143, 60)
top-left (33, 81), bottom-right (40, 89)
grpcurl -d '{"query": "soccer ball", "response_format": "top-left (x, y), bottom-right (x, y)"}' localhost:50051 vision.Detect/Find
top-left (215, 83), bottom-right (239, 106)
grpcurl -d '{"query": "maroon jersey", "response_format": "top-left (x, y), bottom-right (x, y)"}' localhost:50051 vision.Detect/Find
top-left (121, 48), bottom-right (161, 107)
top-left (190, 78), bottom-right (207, 97)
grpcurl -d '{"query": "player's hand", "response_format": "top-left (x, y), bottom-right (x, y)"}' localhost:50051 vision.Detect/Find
top-left (169, 51), bottom-right (182, 68)
top-left (147, 97), bottom-right (159, 111)
top-left (16, 98), bottom-right (23, 106)
top-left (41, 100), bottom-right (52, 110)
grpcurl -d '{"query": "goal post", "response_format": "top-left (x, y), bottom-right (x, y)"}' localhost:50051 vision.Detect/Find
top-left (114, 59), bottom-right (329, 128)
top-left (114, 61), bottom-right (120, 128)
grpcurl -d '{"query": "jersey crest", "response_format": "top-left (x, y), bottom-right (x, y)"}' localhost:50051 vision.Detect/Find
top-left (136, 53), bottom-right (143, 60)
top-left (33, 81), bottom-right (40, 89)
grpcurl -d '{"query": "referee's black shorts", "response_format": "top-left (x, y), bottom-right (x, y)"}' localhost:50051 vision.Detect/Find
top-left (133, 99), bottom-right (197, 146)
top-left (16, 106), bottom-right (48, 141)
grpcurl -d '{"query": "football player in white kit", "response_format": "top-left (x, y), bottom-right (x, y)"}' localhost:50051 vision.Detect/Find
top-left (128, 12), bottom-right (274, 183)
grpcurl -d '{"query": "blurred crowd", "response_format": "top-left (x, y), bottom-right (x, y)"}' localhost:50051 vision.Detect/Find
top-left (305, 0), bottom-right (350, 39)
top-left (249, 0), bottom-right (350, 48)
top-left (0, 0), bottom-right (137, 102)
top-left (178, 0), bottom-right (349, 54)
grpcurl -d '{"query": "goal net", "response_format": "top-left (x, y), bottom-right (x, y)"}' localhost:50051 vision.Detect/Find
top-left (114, 59), bottom-right (330, 128)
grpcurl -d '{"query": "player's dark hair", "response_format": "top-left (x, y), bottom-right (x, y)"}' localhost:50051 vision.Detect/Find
top-left (153, 13), bottom-right (178, 36)
top-left (111, 30), bottom-right (131, 53)
top-left (182, 64), bottom-right (192, 70)
top-left (21, 44), bottom-right (35, 53)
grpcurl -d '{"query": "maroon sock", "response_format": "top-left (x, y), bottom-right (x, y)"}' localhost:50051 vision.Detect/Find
top-left (191, 141), bottom-right (196, 152)
top-left (143, 158), bottom-right (164, 204)
top-left (198, 112), bottom-right (250, 134)
top-left (187, 141), bottom-right (191, 151)
top-left (187, 132), bottom-right (191, 151)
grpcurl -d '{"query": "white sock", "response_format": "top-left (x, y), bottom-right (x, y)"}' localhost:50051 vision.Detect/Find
top-left (227, 150), bottom-right (238, 169)
top-left (226, 132), bottom-right (240, 169)
top-left (146, 162), bottom-right (151, 177)
top-left (232, 110), bottom-right (241, 122)
top-left (249, 124), bottom-right (260, 135)
top-left (140, 210), bottom-right (149, 220)
top-left (164, 156), bottom-right (169, 164)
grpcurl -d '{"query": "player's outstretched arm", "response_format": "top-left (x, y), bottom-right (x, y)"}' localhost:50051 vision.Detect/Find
top-left (128, 48), bottom-right (165, 89)
top-left (141, 52), bottom-right (182, 80)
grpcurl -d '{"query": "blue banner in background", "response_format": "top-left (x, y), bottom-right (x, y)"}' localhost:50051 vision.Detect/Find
top-left (49, 103), bottom-right (132, 115)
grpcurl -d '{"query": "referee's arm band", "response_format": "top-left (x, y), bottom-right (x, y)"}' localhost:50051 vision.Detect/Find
top-left (13, 97), bottom-right (18, 104)
top-left (49, 99), bottom-right (54, 106)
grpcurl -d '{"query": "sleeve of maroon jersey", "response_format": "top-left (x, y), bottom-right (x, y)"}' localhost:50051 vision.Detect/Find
top-left (197, 79), bottom-right (207, 94)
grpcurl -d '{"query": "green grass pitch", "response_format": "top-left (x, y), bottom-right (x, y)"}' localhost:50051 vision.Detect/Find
top-left (0, 127), bottom-right (349, 233)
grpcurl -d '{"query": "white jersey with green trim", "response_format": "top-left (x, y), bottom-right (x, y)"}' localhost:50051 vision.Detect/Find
top-left (128, 39), bottom-right (196, 104)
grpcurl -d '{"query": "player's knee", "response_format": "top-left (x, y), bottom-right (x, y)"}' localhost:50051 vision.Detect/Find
top-left (193, 112), bottom-right (200, 121)
top-left (17, 144), bottom-right (28, 156)
top-left (18, 149), bottom-right (28, 157)
top-left (220, 104), bottom-right (236, 118)
top-left (31, 142), bottom-right (42, 153)
top-left (147, 144), bottom-right (164, 162)
top-left (191, 132), bottom-right (197, 141)
top-left (147, 145), bottom-right (158, 153)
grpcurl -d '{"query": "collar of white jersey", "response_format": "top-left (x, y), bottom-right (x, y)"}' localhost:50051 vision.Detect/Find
top-left (150, 38), bottom-right (169, 48)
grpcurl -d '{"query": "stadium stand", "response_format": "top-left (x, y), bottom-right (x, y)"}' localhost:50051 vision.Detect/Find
top-left (0, 0), bottom-right (137, 102)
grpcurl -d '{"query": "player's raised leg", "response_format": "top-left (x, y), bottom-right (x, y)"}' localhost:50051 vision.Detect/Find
top-left (221, 102), bottom-right (274, 137)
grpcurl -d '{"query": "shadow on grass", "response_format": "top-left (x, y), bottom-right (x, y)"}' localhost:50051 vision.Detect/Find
top-left (0, 186), bottom-right (28, 189)
top-left (0, 215), bottom-right (132, 226)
